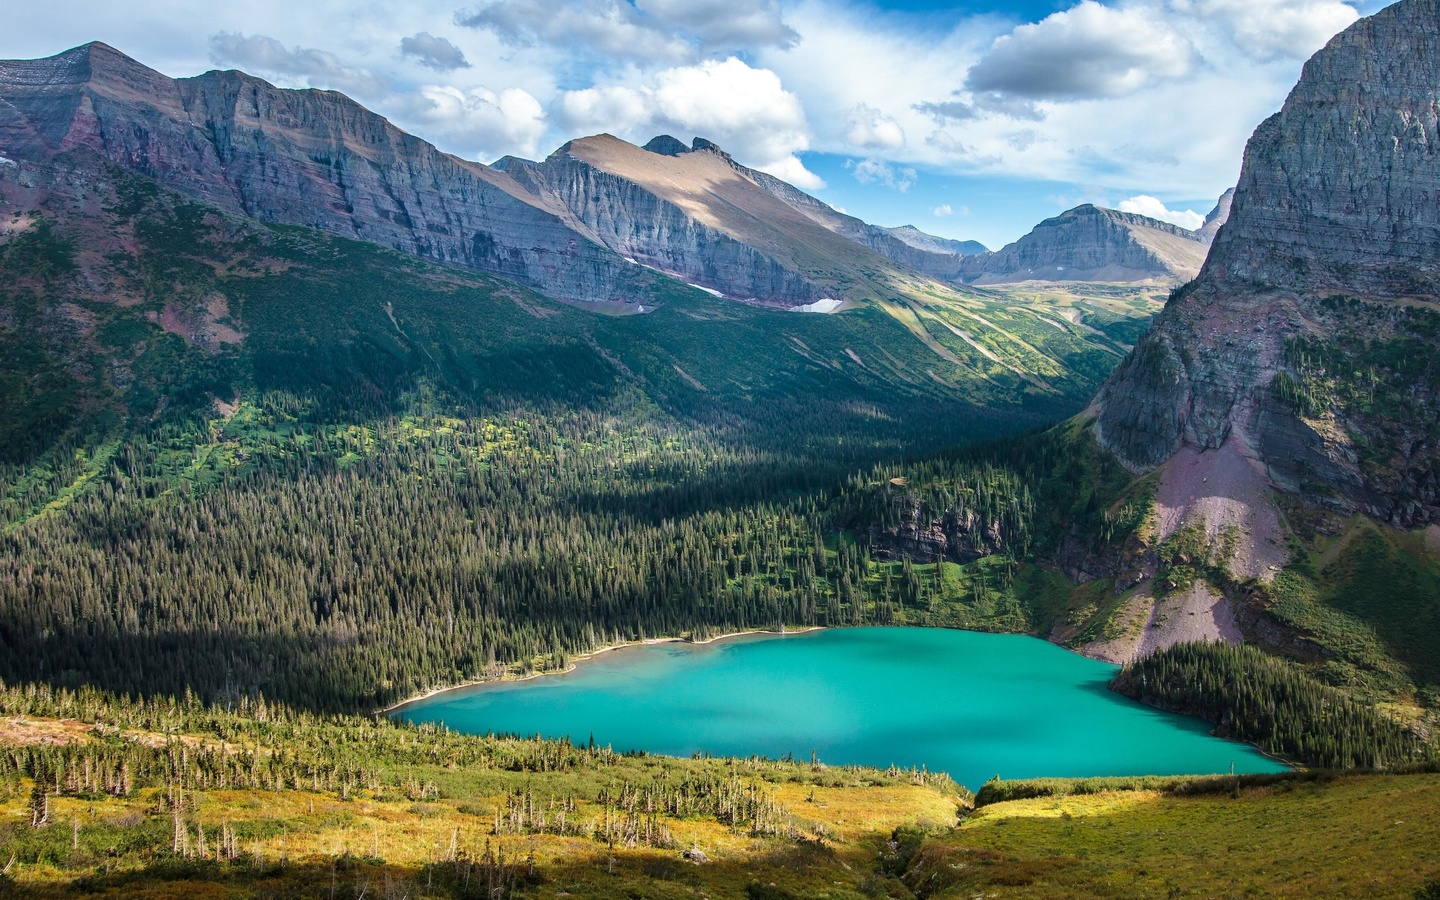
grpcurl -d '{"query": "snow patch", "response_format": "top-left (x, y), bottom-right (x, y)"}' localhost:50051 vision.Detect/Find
top-left (0, 155), bottom-right (15, 168)
top-left (686, 283), bottom-right (724, 298)
top-left (792, 298), bottom-right (842, 314)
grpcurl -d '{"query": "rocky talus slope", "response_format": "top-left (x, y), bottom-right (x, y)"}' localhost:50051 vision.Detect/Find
top-left (0, 42), bottom-right (660, 304)
top-left (957, 203), bottom-right (1212, 285)
top-left (1096, 0), bottom-right (1440, 528)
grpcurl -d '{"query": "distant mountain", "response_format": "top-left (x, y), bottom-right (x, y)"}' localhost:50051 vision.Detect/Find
top-left (956, 204), bottom-right (1211, 285)
top-left (1196, 188), bottom-right (1235, 244)
top-left (0, 44), bottom-right (991, 311)
top-left (496, 133), bottom-right (980, 303)
top-left (884, 225), bottom-right (988, 257)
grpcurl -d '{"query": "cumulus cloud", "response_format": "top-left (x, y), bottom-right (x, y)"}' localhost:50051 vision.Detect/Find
top-left (763, 155), bottom-right (826, 191)
top-left (848, 158), bottom-right (916, 192)
top-left (209, 32), bottom-right (384, 96)
top-left (933, 204), bottom-right (953, 217)
top-left (1117, 194), bottom-right (1205, 230)
top-left (845, 104), bottom-right (905, 150)
top-left (400, 84), bottom-right (549, 159)
top-left (458, 0), bottom-right (794, 63)
top-left (556, 57), bottom-right (821, 187)
top-left (399, 32), bottom-right (471, 71)
top-left (1173, 0), bottom-right (1358, 62)
top-left (965, 1), bottom-right (1195, 100)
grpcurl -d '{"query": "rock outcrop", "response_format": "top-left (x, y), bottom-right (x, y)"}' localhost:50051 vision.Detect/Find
top-left (957, 204), bottom-right (1210, 285)
top-left (1095, 0), bottom-right (1440, 526)
top-left (1196, 188), bottom-right (1234, 244)
top-left (0, 42), bottom-right (654, 303)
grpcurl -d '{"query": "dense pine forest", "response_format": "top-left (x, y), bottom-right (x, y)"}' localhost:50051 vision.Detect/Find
top-left (0, 156), bottom-right (1140, 712)
top-left (1111, 642), bottom-right (1431, 770)
top-left (1, 153), bottom-right (1436, 762)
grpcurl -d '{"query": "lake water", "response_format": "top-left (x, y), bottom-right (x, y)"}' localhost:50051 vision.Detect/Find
top-left (394, 627), bottom-right (1286, 790)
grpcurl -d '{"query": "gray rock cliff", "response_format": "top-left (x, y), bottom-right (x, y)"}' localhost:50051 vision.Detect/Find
top-left (957, 204), bottom-right (1210, 284)
top-left (1095, 0), bottom-right (1440, 525)
top-left (0, 42), bottom-right (652, 303)
top-left (497, 134), bottom-right (977, 306)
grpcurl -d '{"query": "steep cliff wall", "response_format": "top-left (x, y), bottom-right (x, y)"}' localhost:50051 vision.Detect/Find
top-left (1095, 0), bottom-right (1440, 526)
top-left (0, 42), bottom-right (651, 303)
top-left (499, 134), bottom-right (978, 307)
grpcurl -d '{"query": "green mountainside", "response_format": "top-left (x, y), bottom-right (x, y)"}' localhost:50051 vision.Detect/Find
top-left (0, 150), bottom-right (1159, 711)
top-left (3, 4), bottom-right (1440, 894)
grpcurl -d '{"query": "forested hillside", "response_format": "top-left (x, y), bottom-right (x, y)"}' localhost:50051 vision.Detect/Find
top-left (0, 151), bottom-right (1152, 711)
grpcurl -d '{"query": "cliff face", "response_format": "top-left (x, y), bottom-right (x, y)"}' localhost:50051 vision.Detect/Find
top-left (497, 136), bottom-right (833, 305)
top-left (0, 42), bottom-right (651, 303)
top-left (957, 204), bottom-right (1210, 285)
top-left (1095, 0), bottom-right (1440, 526)
top-left (498, 134), bottom-right (981, 306)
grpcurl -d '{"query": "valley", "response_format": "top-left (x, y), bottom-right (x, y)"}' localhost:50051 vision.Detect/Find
top-left (3, 1), bottom-right (1440, 896)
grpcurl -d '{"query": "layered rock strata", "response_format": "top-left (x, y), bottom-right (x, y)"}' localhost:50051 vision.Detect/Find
top-left (1095, 0), bottom-right (1440, 525)
top-left (0, 42), bottom-right (651, 303)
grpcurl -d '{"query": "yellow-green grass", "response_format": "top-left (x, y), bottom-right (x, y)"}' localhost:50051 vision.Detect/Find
top-left (908, 773), bottom-right (1440, 898)
top-left (0, 714), bottom-right (961, 899)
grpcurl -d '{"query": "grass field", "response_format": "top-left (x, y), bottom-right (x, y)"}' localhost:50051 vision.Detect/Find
top-left (6, 701), bottom-right (1439, 900)
top-left (908, 773), bottom-right (1440, 899)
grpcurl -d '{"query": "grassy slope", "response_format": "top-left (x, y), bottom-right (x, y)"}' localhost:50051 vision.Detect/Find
top-left (0, 152), bottom-right (1152, 528)
top-left (5, 702), bottom-right (1440, 899)
top-left (907, 774), bottom-right (1440, 898)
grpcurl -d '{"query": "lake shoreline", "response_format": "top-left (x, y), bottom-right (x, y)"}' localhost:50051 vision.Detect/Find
top-left (387, 626), bottom-right (1290, 789)
top-left (381, 626), bottom-right (825, 715)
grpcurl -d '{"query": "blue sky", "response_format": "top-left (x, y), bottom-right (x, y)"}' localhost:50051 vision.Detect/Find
top-left (0, 0), bottom-right (1385, 248)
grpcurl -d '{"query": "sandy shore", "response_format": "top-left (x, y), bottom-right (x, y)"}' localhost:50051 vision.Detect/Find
top-left (381, 626), bottom-right (824, 715)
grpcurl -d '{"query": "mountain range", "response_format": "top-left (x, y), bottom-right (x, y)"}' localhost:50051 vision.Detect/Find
top-left (0, 40), bottom-right (1221, 315)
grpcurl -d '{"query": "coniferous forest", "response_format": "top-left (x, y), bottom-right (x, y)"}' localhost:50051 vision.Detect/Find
top-left (0, 155), bottom-right (1435, 763)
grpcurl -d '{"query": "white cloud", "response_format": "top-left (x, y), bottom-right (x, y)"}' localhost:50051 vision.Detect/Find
top-left (209, 32), bottom-right (385, 96)
top-left (845, 104), bottom-right (905, 150)
top-left (635, 0), bottom-right (796, 51)
top-left (399, 32), bottom-right (470, 71)
top-left (555, 57), bottom-right (820, 185)
top-left (849, 158), bottom-right (916, 192)
top-left (1117, 194), bottom-right (1205, 230)
top-left (762, 155), bottom-right (826, 191)
top-left (1171, 0), bottom-right (1358, 62)
top-left (965, 1), bottom-right (1195, 100)
top-left (402, 84), bottom-right (549, 159)
top-left (457, 0), bottom-right (794, 63)
top-left (933, 204), bottom-right (953, 217)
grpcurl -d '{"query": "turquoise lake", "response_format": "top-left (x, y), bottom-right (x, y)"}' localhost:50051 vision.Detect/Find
top-left (394, 628), bottom-right (1286, 790)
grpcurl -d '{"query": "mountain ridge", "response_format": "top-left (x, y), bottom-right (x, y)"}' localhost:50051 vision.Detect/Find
top-left (956, 202), bottom-right (1217, 285)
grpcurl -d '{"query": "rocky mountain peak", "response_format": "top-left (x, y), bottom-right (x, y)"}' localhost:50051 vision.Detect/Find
top-left (641, 134), bottom-right (690, 156)
top-left (1196, 188), bottom-right (1234, 243)
top-left (956, 202), bottom-right (1210, 285)
top-left (1095, 0), bottom-right (1440, 525)
top-left (1200, 0), bottom-right (1440, 299)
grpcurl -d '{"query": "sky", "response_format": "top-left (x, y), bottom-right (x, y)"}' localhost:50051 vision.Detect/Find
top-left (0, 0), bottom-right (1394, 248)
